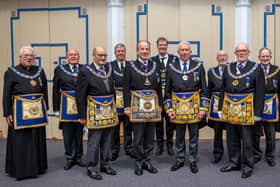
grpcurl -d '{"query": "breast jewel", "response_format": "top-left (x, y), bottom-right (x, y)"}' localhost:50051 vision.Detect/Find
top-left (9, 66), bottom-right (42, 87)
top-left (227, 62), bottom-right (258, 86)
top-left (130, 60), bottom-right (156, 86)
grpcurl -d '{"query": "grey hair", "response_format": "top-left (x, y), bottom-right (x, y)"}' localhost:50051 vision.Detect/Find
top-left (114, 43), bottom-right (126, 52)
top-left (178, 41), bottom-right (191, 51)
top-left (19, 46), bottom-right (36, 56)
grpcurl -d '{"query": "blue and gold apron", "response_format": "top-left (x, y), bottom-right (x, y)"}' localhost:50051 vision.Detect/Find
top-left (130, 90), bottom-right (161, 122)
top-left (208, 92), bottom-right (222, 121)
top-left (13, 93), bottom-right (48, 129)
top-left (86, 95), bottom-right (118, 129)
top-left (59, 91), bottom-right (79, 122)
top-left (262, 93), bottom-right (279, 122)
top-left (165, 91), bottom-right (209, 124)
top-left (222, 92), bottom-right (254, 125)
top-left (115, 87), bottom-right (124, 114)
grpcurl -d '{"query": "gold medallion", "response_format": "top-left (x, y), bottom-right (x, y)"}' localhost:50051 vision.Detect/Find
top-left (30, 79), bottom-right (37, 87)
top-left (160, 72), bottom-right (167, 79)
top-left (232, 80), bottom-right (239, 86)
top-left (182, 75), bottom-right (188, 81)
top-left (144, 102), bottom-right (152, 110)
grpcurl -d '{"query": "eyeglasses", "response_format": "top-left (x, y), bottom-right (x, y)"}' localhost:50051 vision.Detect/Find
top-left (68, 54), bottom-right (79, 57)
top-left (22, 54), bottom-right (35, 58)
top-left (235, 50), bottom-right (249, 53)
top-left (97, 54), bottom-right (107, 57)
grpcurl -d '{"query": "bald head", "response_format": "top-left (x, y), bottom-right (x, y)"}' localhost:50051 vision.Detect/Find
top-left (67, 48), bottom-right (80, 65)
top-left (92, 46), bottom-right (107, 66)
top-left (234, 43), bottom-right (250, 63)
top-left (216, 50), bottom-right (228, 67)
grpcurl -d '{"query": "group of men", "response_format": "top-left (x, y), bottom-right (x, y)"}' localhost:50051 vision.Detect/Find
top-left (3, 37), bottom-right (280, 181)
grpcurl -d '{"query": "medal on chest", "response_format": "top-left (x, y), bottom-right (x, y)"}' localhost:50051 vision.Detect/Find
top-left (182, 75), bottom-right (188, 81)
top-left (232, 79), bottom-right (239, 86)
top-left (30, 79), bottom-right (37, 87)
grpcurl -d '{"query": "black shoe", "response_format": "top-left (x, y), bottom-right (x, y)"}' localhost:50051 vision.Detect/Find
top-left (211, 157), bottom-right (222, 164)
top-left (134, 164), bottom-right (143, 176)
top-left (76, 159), bottom-right (86, 167)
top-left (100, 166), bottom-right (117, 175)
top-left (241, 170), bottom-right (253, 179)
top-left (254, 156), bottom-right (261, 164)
top-left (110, 153), bottom-right (119, 161)
top-left (126, 150), bottom-right (135, 158)
top-left (155, 146), bottom-right (163, 156)
top-left (87, 170), bottom-right (102, 180)
top-left (220, 163), bottom-right (240, 172)
top-left (64, 160), bottom-right (75, 170)
top-left (170, 161), bottom-right (184, 171)
top-left (167, 145), bottom-right (175, 156)
top-left (190, 162), bottom-right (198, 174)
top-left (266, 159), bottom-right (276, 167)
top-left (142, 162), bottom-right (158, 174)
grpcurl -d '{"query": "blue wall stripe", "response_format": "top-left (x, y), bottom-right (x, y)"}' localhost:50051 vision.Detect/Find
top-left (211, 4), bottom-right (223, 50)
top-left (264, 4), bottom-right (280, 47)
top-left (10, 7), bottom-right (89, 67)
top-left (136, 4), bottom-right (148, 43)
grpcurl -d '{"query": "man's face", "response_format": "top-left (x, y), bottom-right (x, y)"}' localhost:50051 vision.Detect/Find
top-left (137, 41), bottom-right (150, 61)
top-left (20, 48), bottom-right (35, 68)
top-left (217, 50), bottom-right (228, 66)
top-left (93, 47), bottom-right (107, 66)
top-left (259, 49), bottom-right (272, 67)
top-left (67, 49), bottom-right (80, 65)
top-left (234, 43), bottom-right (250, 63)
top-left (177, 43), bottom-right (192, 62)
top-left (115, 46), bottom-right (126, 62)
top-left (157, 40), bottom-right (168, 56)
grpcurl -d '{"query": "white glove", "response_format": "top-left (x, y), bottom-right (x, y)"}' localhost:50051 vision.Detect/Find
top-left (254, 116), bottom-right (262, 122)
top-left (218, 111), bottom-right (222, 119)
top-left (54, 111), bottom-right (59, 117)
top-left (83, 126), bottom-right (88, 136)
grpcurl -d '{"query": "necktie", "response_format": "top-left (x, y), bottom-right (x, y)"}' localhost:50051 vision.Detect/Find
top-left (264, 67), bottom-right (268, 76)
top-left (161, 57), bottom-right (165, 67)
top-left (183, 62), bottom-right (188, 72)
top-left (237, 63), bottom-right (243, 70)
top-left (120, 62), bottom-right (124, 72)
top-left (73, 65), bottom-right (78, 73)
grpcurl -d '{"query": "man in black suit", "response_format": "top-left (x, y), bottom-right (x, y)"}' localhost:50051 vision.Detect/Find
top-left (110, 43), bottom-right (133, 161)
top-left (76, 46), bottom-right (118, 180)
top-left (53, 49), bottom-right (86, 170)
top-left (219, 43), bottom-right (265, 178)
top-left (151, 37), bottom-right (177, 156)
top-left (207, 50), bottom-right (228, 164)
top-left (252, 47), bottom-right (280, 167)
top-left (123, 40), bottom-right (162, 176)
top-left (165, 41), bottom-right (209, 174)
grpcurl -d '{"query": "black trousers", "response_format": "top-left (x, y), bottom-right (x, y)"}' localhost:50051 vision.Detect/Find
top-left (61, 122), bottom-right (84, 161)
top-left (87, 127), bottom-right (113, 171)
top-left (212, 121), bottom-right (226, 160)
top-left (252, 122), bottom-right (276, 160)
top-left (226, 124), bottom-right (254, 171)
top-left (175, 123), bottom-right (199, 163)
top-left (156, 111), bottom-right (175, 148)
top-left (133, 122), bottom-right (155, 165)
top-left (111, 115), bottom-right (133, 154)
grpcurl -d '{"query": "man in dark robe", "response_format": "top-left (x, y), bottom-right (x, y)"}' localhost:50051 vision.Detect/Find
top-left (3, 46), bottom-right (48, 180)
